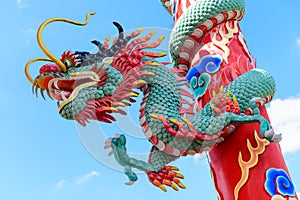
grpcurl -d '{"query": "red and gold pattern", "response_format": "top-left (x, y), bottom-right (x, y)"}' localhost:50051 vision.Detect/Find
top-left (234, 131), bottom-right (270, 200)
top-left (169, 0), bottom-right (298, 199)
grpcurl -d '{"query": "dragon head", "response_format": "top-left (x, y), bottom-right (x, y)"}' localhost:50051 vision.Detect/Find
top-left (25, 12), bottom-right (166, 126)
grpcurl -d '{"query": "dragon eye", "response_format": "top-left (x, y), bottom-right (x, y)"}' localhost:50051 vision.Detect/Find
top-left (64, 58), bottom-right (73, 68)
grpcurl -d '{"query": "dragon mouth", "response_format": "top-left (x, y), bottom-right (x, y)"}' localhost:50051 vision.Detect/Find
top-left (47, 71), bottom-right (99, 111)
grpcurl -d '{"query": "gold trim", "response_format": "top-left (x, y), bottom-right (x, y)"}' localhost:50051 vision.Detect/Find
top-left (69, 71), bottom-right (100, 81)
top-left (58, 81), bottom-right (98, 112)
top-left (57, 71), bottom-right (100, 111)
top-left (234, 131), bottom-right (270, 200)
top-left (212, 21), bottom-right (239, 63)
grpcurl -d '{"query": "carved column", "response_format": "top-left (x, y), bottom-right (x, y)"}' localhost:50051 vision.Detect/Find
top-left (160, 0), bottom-right (298, 199)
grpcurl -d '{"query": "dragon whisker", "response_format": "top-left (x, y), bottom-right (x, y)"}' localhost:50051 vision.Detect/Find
top-left (40, 88), bottom-right (46, 100)
top-left (32, 82), bottom-right (36, 95)
top-left (35, 84), bottom-right (39, 97)
top-left (47, 90), bottom-right (53, 100)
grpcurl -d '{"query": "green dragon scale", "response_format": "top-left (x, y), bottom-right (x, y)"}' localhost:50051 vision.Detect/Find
top-left (107, 64), bottom-right (279, 191)
top-left (25, 0), bottom-right (282, 192)
top-left (159, 0), bottom-right (246, 67)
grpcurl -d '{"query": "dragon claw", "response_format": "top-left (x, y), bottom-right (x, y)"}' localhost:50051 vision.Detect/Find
top-left (175, 172), bottom-right (184, 179)
top-left (272, 133), bottom-right (282, 143)
top-left (173, 177), bottom-right (186, 189)
top-left (261, 124), bottom-right (282, 143)
top-left (125, 181), bottom-right (136, 186)
top-left (147, 166), bottom-right (186, 192)
top-left (251, 97), bottom-right (265, 107)
top-left (108, 150), bottom-right (114, 156)
top-left (105, 138), bottom-right (112, 144)
top-left (165, 166), bottom-right (179, 171)
top-left (104, 143), bottom-right (112, 149)
top-left (264, 128), bottom-right (274, 138)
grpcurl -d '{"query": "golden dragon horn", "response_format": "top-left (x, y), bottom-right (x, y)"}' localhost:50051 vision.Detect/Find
top-left (25, 58), bottom-right (53, 84)
top-left (25, 12), bottom-right (96, 84)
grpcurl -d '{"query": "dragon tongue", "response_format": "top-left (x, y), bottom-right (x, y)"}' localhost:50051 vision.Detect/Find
top-left (51, 91), bottom-right (71, 101)
top-left (52, 92), bottom-right (63, 100)
top-left (65, 92), bottom-right (71, 98)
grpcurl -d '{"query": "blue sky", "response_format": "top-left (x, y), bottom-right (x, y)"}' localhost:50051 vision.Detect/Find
top-left (0, 0), bottom-right (300, 199)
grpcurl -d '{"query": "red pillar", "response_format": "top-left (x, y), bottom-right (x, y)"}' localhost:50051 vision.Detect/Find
top-left (210, 107), bottom-right (297, 199)
top-left (161, 0), bottom-right (298, 199)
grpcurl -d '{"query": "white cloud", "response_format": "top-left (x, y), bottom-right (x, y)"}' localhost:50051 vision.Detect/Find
top-left (75, 171), bottom-right (99, 185)
top-left (267, 96), bottom-right (300, 153)
top-left (55, 179), bottom-right (67, 188)
top-left (193, 153), bottom-right (209, 164)
top-left (55, 171), bottom-right (99, 188)
top-left (17, 0), bottom-right (29, 8)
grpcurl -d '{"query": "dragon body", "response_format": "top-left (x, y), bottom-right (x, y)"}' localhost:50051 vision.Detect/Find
top-left (25, 21), bottom-right (279, 189)
top-left (106, 62), bottom-right (279, 190)
top-left (25, 0), bottom-right (295, 196)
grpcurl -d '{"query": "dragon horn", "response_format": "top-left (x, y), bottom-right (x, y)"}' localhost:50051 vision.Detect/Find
top-left (25, 12), bottom-right (96, 84)
top-left (37, 12), bottom-right (96, 72)
top-left (25, 58), bottom-right (54, 84)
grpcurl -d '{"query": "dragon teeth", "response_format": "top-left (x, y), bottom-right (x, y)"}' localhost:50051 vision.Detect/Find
top-left (62, 94), bottom-right (68, 101)
top-left (54, 79), bottom-right (59, 90)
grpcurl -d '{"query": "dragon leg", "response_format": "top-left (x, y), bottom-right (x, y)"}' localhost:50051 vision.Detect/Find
top-left (224, 112), bottom-right (282, 142)
top-left (248, 97), bottom-right (267, 115)
top-left (151, 110), bottom-right (282, 144)
top-left (105, 134), bottom-right (185, 191)
top-left (242, 97), bottom-right (282, 142)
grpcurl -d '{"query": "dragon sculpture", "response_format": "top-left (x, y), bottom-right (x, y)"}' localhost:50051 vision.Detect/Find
top-left (25, 0), bottom-right (298, 199)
